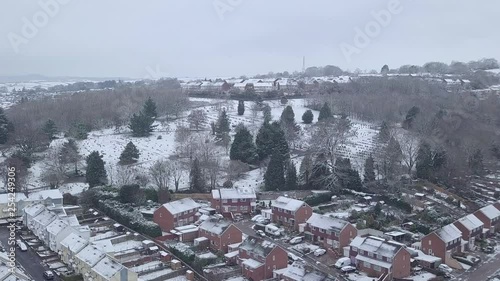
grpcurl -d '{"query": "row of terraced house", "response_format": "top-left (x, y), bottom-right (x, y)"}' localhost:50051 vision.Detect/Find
top-left (418, 201), bottom-right (500, 268)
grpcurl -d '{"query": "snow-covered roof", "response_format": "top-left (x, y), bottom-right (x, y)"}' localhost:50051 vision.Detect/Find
top-left (211, 187), bottom-right (256, 200)
top-left (28, 189), bottom-right (63, 201)
top-left (92, 256), bottom-right (124, 279)
top-left (0, 193), bottom-right (27, 203)
top-left (60, 233), bottom-right (88, 253)
top-left (242, 258), bottom-right (263, 269)
top-left (349, 236), bottom-right (401, 259)
top-left (413, 249), bottom-right (441, 263)
top-left (24, 203), bottom-right (45, 217)
top-left (199, 217), bottom-right (232, 235)
top-left (61, 214), bottom-right (80, 226)
top-left (76, 245), bottom-right (106, 267)
top-left (33, 209), bottom-right (58, 227)
top-left (171, 224), bottom-right (199, 235)
top-left (273, 196), bottom-right (307, 212)
top-left (46, 219), bottom-right (70, 236)
top-left (435, 224), bottom-right (462, 243)
top-left (224, 251), bottom-right (239, 259)
top-left (239, 237), bottom-right (278, 259)
top-left (0, 252), bottom-right (31, 281)
top-left (456, 214), bottom-right (484, 231)
top-left (356, 254), bottom-right (392, 269)
top-left (306, 213), bottom-right (349, 233)
top-left (478, 205), bottom-right (500, 220)
top-left (161, 198), bottom-right (200, 215)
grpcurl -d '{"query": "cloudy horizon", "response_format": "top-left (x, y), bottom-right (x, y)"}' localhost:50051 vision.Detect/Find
top-left (1, 0), bottom-right (499, 79)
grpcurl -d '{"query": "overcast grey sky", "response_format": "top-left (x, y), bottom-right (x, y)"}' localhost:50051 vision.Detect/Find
top-left (0, 0), bottom-right (499, 78)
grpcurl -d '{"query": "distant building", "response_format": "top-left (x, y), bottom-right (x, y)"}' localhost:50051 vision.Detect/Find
top-left (0, 252), bottom-right (31, 281)
top-left (153, 198), bottom-right (201, 232)
top-left (272, 196), bottom-right (312, 231)
top-left (1, 189), bottom-right (63, 220)
top-left (349, 236), bottom-right (411, 280)
top-left (305, 213), bottom-right (357, 251)
top-left (211, 187), bottom-right (257, 215)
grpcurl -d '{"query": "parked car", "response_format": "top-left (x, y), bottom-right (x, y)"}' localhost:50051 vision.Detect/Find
top-left (340, 266), bottom-right (357, 274)
top-left (43, 270), bottom-right (55, 280)
top-left (256, 230), bottom-right (266, 237)
top-left (265, 224), bottom-right (281, 237)
top-left (313, 248), bottom-right (326, 256)
top-left (289, 236), bottom-right (304, 244)
top-left (438, 264), bottom-right (453, 273)
top-left (482, 246), bottom-right (494, 254)
top-left (16, 240), bottom-right (27, 252)
top-left (251, 215), bottom-right (263, 222)
top-left (334, 257), bottom-right (351, 269)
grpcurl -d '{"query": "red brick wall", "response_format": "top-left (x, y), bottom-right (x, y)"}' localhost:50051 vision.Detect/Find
top-left (153, 206), bottom-right (199, 232)
top-left (272, 204), bottom-right (312, 231)
top-left (393, 249), bottom-right (411, 279)
top-left (453, 221), bottom-right (472, 240)
top-left (212, 199), bottom-right (255, 214)
top-left (421, 233), bottom-right (446, 261)
top-left (263, 247), bottom-right (288, 279)
top-left (474, 210), bottom-right (492, 229)
top-left (339, 224), bottom-right (357, 250)
top-left (220, 225), bottom-right (243, 253)
top-left (242, 265), bottom-right (265, 281)
top-left (153, 207), bottom-right (175, 232)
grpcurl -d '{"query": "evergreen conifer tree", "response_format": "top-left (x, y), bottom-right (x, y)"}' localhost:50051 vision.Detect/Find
top-left (285, 160), bottom-right (298, 190)
top-left (302, 110), bottom-right (314, 124)
top-left (86, 151), bottom-right (107, 187)
top-left (230, 125), bottom-right (257, 164)
top-left (42, 119), bottom-right (58, 140)
top-left (318, 102), bottom-right (333, 122)
top-left (189, 158), bottom-right (205, 192)
top-left (363, 154), bottom-right (376, 183)
top-left (264, 150), bottom-right (286, 191)
top-left (119, 141), bottom-right (140, 164)
top-left (237, 100), bottom-right (245, 115)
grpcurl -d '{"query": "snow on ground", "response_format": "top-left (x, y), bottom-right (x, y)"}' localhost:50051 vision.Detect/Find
top-left (410, 272), bottom-right (436, 281)
top-left (21, 97), bottom-right (379, 195)
top-left (139, 268), bottom-right (175, 281)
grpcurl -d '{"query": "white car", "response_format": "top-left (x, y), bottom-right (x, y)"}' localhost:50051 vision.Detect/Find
top-left (313, 248), bottom-right (326, 256)
top-left (251, 215), bottom-right (263, 222)
top-left (16, 240), bottom-right (27, 252)
top-left (256, 230), bottom-right (266, 237)
top-left (438, 264), bottom-right (453, 273)
top-left (289, 236), bottom-right (303, 244)
top-left (340, 265), bottom-right (357, 273)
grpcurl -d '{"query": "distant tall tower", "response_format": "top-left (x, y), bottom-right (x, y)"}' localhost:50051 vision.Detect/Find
top-left (302, 56), bottom-right (306, 72)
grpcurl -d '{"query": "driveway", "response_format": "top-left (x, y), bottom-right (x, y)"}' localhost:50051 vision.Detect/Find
top-left (0, 226), bottom-right (59, 281)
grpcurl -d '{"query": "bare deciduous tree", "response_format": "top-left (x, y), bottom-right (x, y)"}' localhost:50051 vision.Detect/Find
top-left (188, 109), bottom-right (207, 131)
top-left (398, 132), bottom-right (419, 175)
top-left (42, 148), bottom-right (67, 188)
top-left (150, 160), bottom-right (172, 191)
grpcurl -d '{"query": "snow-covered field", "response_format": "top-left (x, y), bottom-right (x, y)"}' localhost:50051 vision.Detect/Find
top-left (20, 97), bottom-right (380, 195)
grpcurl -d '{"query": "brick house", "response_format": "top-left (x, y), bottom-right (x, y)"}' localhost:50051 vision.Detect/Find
top-left (305, 213), bottom-right (357, 251)
top-left (153, 198), bottom-right (201, 232)
top-left (211, 187), bottom-right (256, 215)
top-left (453, 214), bottom-right (484, 250)
top-left (272, 196), bottom-right (312, 231)
top-left (238, 237), bottom-right (288, 281)
top-left (473, 205), bottom-right (500, 235)
top-left (198, 216), bottom-right (242, 253)
top-left (421, 224), bottom-right (462, 266)
top-left (494, 200), bottom-right (500, 210)
top-left (349, 236), bottom-right (411, 279)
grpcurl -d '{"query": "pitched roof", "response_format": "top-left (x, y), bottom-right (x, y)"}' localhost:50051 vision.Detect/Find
top-left (24, 203), bottom-right (45, 217)
top-left (33, 209), bottom-right (58, 227)
top-left (435, 224), bottom-right (462, 243)
top-left (349, 236), bottom-right (402, 259)
top-left (239, 237), bottom-right (280, 259)
top-left (92, 256), bottom-right (125, 279)
top-left (161, 198), bottom-right (200, 215)
top-left (273, 196), bottom-right (307, 212)
top-left (76, 245), bottom-right (106, 267)
top-left (306, 213), bottom-right (349, 233)
top-left (477, 205), bottom-right (500, 220)
top-left (211, 187), bottom-right (256, 200)
top-left (28, 189), bottom-right (63, 201)
top-left (60, 233), bottom-right (88, 253)
top-left (199, 217), bottom-right (233, 235)
top-left (46, 219), bottom-right (70, 236)
top-left (456, 214), bottom-right (484, 231)
top-left (0, 193), bottom-right (27, 203)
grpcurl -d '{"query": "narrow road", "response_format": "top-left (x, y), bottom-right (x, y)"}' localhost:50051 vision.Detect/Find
top-left (453, 250), bottom-right (500, 281)
top-left (0, 226), bottom-right (59, 281)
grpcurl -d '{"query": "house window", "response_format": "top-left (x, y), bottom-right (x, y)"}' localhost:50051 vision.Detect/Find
top-left (368, 252), bottom-right (373, 258)
top-left (240, 206), bottom-right (248, 212)
top-left (222, 200), bottom-right (228, 203)
top-left (403, 255), bottom-right (405, 261)
top-left (273, 255), bottom-right (275, 261)
top-left (387, 257), bottom-right (392, 262)
top-left (159, 213), bottom-right (162, 218)
top-left (363, 261), bottom-right (371, 268)
top-left (319, 229), bottom-right (325, 233)
top-left (374, 265), bottom-right (381, 272)
top-left (428, 240), bottom-right (432, 246)
top-left (241, 199), bottom-right (246, 202)
top-left (352, 247), bottom-right (357, 252)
